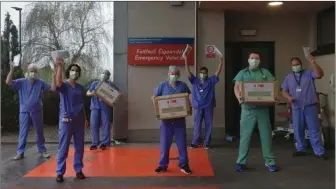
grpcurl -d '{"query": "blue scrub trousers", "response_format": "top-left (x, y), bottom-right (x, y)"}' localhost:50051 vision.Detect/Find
top-left (56, 115), bottom-right (85, 175)
top-left (292, 104), bottom-right (325, 155)
top-left (192, 106), bottom-right (214, 145)
top-left (17, 111), bottom-right (46, 155)
top-left (90, 109), bottom-right (111, 146)
top-left (159, 119), bottom-right (189, 168)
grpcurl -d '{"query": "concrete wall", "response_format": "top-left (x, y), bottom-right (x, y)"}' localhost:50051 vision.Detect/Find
top-left (225, 13), bottom-right (313, 122)
top-left (124, 2), bottom-right (226, 142)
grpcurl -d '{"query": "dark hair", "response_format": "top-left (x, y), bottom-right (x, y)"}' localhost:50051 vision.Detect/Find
top-left (291, 57), bottom-right (302, 65)
top-left (248, 51), bottom-right (260, 58)
top-left (65, 64), bottom-right (82, 79)
top-left (199, 66), bottom-right (208, 72)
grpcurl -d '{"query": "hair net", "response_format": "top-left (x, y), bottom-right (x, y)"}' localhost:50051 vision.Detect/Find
top-left (168, 65), bottom-right (180, 75)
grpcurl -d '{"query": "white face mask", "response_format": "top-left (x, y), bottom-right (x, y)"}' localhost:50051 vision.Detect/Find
top-left (27, 72), bottom-right (37, 80)
top-left (69, 71), bottom-right (79, 80)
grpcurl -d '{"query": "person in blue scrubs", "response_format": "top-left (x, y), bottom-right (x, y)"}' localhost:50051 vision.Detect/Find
top-left (55, 57), bottom-right (88, 183)
top-left (182, 54), bottom-right (223, 149)
top-left (153, 66), bottom-right (192, 174)
top-left (6, 63), bottom-right (56, 160)
top-left (281, 56), bottom-right (326, 159)
top-left (87, 70), bottom-right (120, 150)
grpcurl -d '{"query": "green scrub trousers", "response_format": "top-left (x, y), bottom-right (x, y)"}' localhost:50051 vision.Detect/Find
top-left (233, 68), bottom-right (276, 165)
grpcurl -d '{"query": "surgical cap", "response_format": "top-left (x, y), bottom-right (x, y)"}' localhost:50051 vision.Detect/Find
top-left (168, 65), bottom-right (180, 75)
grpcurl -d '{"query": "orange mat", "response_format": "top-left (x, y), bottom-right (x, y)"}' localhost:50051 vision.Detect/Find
top-left (24, 146), bottom-right (214, 177)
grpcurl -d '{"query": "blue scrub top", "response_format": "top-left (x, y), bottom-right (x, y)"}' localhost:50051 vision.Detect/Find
top-left (189, 74), bottom-right (219, 109)
top-left (88, 80), bottom-right (120, 113)
top-left (56, 81), bottom-right (85, 118)
top-left (154, 80), bottom-right (191, 124)
top-left (11, 78), bottom-right (51, 113)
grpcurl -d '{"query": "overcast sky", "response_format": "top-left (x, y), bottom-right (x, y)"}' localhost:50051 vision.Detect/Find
top-left (1, 2), bottom-right (29, 32)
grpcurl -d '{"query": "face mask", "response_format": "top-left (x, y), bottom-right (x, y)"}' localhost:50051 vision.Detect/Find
top-left (292, 65), bottom-right (302, 73)
top-left (248, 59), bottom-right (260, 69)
top-left (27, 72), bottom-right (37, 80)
top-left (169, 75), bottom-right (179, 82)
top-left (200, 73), bottom-right (207, 80)
top-left (69, 71), bottom-right (79, 80)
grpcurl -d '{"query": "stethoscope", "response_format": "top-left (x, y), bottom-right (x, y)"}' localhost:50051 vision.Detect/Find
top-left (244, 67), bottom-right (266, 80)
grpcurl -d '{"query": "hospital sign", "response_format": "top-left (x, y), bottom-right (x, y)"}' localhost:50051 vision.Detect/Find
top-left (128, 37), bottom-right (195, 66)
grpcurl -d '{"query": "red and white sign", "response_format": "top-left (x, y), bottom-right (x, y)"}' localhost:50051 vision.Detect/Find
top-left (205, 45), bottom-right (216, 59)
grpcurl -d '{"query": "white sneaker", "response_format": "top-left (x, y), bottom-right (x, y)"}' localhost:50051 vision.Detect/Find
top-left (13, 154), bottom-right (24, 160)
top-left (41, 151), bottom-right (51, 158)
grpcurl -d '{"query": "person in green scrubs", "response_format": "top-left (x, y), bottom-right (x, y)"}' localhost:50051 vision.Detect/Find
top-left (233, 52), bottom-right (278, 172)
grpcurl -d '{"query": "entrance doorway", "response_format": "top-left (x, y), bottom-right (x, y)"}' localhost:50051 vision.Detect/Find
top-left (224, 41), bottom-right (275, 138)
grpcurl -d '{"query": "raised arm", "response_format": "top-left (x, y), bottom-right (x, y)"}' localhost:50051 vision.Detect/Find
top-left (55, 57), bottom-right (63, 88)
top-left (49, 71), bottom-right (57, 92)
top-left (308, 56), bottom-right (324, 79)
top-left (215, 56), bottom-right (224, 77)
top-left (6, 63), bottom-right (16, 85)
top-left (182, 55), bottom-right (192, 78)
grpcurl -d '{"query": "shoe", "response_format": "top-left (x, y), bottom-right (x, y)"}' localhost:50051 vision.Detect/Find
top-left (205, 145), bottom-right (211, 149)
top-left (180, 164), bottom-right (192, 174)
top-left (76, 172), bottom-right (86, 180)
top-left (13, 154), bottom-right (24, 160)
top-left (155, 166), bottom-right (167, 173)
top-left (292, 151), bottom-right (307, 157)
top-left (314, 154), bottom-right (328, 160)
top-left (235, 163), bottom-right (245, 172)
top-left (265, 164), bottom-right (278, 172)
top-left (99, 144), bottom-right (107, 150)
top-left (90, 145), bottom-right (98, 150)
top-left (189, 144), bottom-right (199, 148)
top-left (41, 151), bottom-right (51, 158)
top-left (56, 174), bottom-right (64, 183)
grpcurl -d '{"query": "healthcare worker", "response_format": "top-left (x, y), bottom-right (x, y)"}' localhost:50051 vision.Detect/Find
top-left (6, 63), bottom-right (56, 160)
top-left (55, 57), bottom-right (88, 183)
top-left (233, 52), bottom-right (278, 172)
top-left (87, 70), bottom-right (120, 150)
top-left (182, 54), bottom-right (223, 149)
top-left (153, 66), bottom-right (192, 174)
top-left (281, 56), bottom-right (326, 159)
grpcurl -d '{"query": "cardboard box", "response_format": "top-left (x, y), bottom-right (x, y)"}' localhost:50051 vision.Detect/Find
top-left (153, 93), bottom-right (192, 120)
top-left (241, 81), bottom-right (279, 104)
top-left (95, 81), bottom-right (121, 107)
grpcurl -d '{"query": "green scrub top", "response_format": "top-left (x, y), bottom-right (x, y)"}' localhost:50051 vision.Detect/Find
top-left (233, 68), bottom-right (275, 109)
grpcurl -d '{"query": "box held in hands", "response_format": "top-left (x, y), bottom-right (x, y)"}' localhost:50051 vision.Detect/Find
top-left (153, 93), bottom-right (192, 120)
top-left (95, 81), bottom-right (121, 107)
top-left (241, 81), bottom-right (279, 104)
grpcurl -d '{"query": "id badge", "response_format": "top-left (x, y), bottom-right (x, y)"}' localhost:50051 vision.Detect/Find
top-left (296, 87), bottom-right (302, 92)
top-left (199, 89), bottom-right (203, 93)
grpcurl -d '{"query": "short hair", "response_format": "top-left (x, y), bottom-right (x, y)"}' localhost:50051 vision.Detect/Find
top-left (27, 63), bottom-right (38, 71)
top-left (65, 64), bottom-right (82, 79)
top-left (248, 51), bottom-right (260, 58)
top-left (291, 57), bottom-right (302, 65)
top-left (102, 70), bottom-right (111, 77)
top-left (199, 66), bottom-right (208, 72)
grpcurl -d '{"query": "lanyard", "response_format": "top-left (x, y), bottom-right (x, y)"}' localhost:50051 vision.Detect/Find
top-left (293, 72), bottom-right (303, 86)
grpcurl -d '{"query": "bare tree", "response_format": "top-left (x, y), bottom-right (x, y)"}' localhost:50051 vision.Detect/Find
top-left (22, 2), bottom-right (112, 71)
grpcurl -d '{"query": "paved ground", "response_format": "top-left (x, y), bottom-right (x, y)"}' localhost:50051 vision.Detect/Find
top-left (1, 135), bottom-right (335, 189)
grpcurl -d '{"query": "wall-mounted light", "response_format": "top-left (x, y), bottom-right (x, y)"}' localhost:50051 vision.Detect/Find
top-left (268, 2), bottom-right (283, 6)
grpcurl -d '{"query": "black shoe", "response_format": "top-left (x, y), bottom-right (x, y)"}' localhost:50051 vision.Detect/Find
top-left (292, 151), bottom-right (307, 157)
top-left (76, 172), bottom-right (86, 180)
top-left (99, 144), bottom-right (107, 150)
top-left (155, 167), bottom-right (167, 173)
top-left (180, 164), bottom-right (192, 174)
top-left (90, 145), bottom-right (98, 150)
top-left (314, 154), bottom-right (328, 160)
top-left (56, 175), bottom-right (64, 183)
top-left (189, 144), bottom-right (199, 148)
top-left (205, 145), bottom-right (211, 149)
